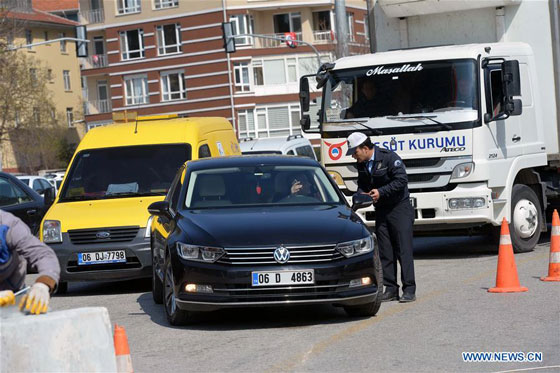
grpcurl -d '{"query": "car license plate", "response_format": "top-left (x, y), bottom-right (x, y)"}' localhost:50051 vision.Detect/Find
top-left (251, 270), bottom-right (314, 287)
top-left (410, 197), bottom-right (417, 208)
top-left (77, 250), bottom-right (126, 265)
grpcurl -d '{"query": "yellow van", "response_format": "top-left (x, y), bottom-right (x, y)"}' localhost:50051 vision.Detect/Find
top-left (40, 115), bottom-right (240, 292)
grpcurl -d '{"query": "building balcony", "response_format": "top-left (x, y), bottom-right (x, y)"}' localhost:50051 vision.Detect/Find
top-left (79, 8), bottom-right (104, 25)
top-left (81, 54), bottom-right (108, 70)
top-left (85, 100), bottom-right (111, 115)
top-left (238, 32), bottom-right (303, 49)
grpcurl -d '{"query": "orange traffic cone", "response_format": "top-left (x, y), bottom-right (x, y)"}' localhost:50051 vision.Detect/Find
top-left (114, 324), bottom-right (134, 373)
top-left (488, 218), bottom-right (529, 293)
top-left (541, 209), bottom-right (560, 281)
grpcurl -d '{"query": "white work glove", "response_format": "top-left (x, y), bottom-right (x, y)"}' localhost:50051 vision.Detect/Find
top-left (0, 290), bottom-right (15, 306)
top-left (19, 282), bottom-right (50, 315)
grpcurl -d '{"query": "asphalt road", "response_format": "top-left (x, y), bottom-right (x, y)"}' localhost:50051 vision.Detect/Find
top-left (34, 235), bottom-right (560, 373)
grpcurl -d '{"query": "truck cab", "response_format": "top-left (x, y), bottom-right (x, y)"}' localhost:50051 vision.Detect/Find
top-left (300, 42), bottom-right (548, 252)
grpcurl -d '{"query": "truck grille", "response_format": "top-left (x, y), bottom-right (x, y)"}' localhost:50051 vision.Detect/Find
top-left (403, 158), bottom-right (441, 168)
top-left (68, 226), bottom-right (140, 245)
top-left (217, 244), bottom-right (343, 265)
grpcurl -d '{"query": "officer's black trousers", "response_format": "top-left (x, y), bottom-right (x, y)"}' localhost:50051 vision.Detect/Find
top-left (375, 198), bottom-right (416, 294)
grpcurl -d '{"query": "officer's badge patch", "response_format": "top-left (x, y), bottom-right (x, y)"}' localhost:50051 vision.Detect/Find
top-left (394, 160), bottom-right (402, 167)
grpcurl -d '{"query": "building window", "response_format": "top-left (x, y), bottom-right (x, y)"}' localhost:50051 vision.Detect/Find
top-left (234, 62), bottom-right (250, 92)
top-left (154, 0), bottom-right (178, 9)
top-left (117, 0), bottom-right (141, 14)
top-left (120, 29), bottom-right (144, 60)
top-left (237, 109), bottom-right (255, 138)
top-left (44, 31), bottom-right (48, 41)
top-left (230, 14), bottom-right (254, 46)
top-left (239, 105), bottom-right (301, 139)
top-left (253, 60), bottom-right (263, 86)
top-left (63, 70), bottom-right (71, 91)
top-left (251, 56), bottom-right (321, 87)
top-left (66, 108), bottom-right (74, 127)
top-left (156, 24), bottom-right (181, 55)
top-left (30, 68), bottom-right (37, 87)
top-left (59, 32), bottom-right (67, 52)
top-left (124, 75), bottom-right (149, 105)
top-left (25, 29), bottom-right (32, 49)
top-left (346, 12), bottom-right (354, 41)
top-left (161, 70), bottom-right (186, 101)
top-left (312, 11), bottom-right (331, 31)
top-left (273, 12), bottom-right (302, 33)
top-left (47, 69), bottom-right (53, 82)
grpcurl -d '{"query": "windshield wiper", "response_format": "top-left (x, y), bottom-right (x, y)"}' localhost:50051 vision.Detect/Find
top-left (343, 119), bottom-right (383, 135)
top-left (104, 191), bottom-right (166, 198)
top-left (386, 115), bottom-right (452, 132)
top-left (59, 195), bottom-right (102, 201)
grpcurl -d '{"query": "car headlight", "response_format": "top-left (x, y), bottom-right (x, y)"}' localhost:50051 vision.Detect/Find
top-left (43, 220), bottom-right (62, 243)
top-left (450, 162), bottom-right (474, 180)
top-left (176, 242), bottom-right (225, 263)
top-left (336, 236), bottom-right (374, 258)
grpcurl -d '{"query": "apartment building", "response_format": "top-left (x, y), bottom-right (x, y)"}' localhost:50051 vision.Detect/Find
top-left (1, 0), bottom-right (84, 172)
top-left (79, 0), bottom-right (369, 138)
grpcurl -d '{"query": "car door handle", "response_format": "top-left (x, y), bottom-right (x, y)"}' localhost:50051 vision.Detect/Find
top-left (26, 209), bottom-right (37, 216)
top-left (512, 135), bottom-right (521, 142)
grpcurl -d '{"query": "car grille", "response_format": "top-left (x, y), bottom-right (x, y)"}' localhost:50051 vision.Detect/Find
top-left (68, 226), bottom-right (140, 245)
top-left (217, 244), bottom-right (343, 265)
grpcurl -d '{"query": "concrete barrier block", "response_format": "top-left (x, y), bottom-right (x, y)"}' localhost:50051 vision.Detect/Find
top-left (1, 307), bottom-right (117, 372)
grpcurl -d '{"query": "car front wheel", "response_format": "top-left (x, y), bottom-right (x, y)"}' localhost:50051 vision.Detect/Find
top-left (163, 255), bottom-right (191, 326)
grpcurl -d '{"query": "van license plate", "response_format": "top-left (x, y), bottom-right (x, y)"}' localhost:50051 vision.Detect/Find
top-left (78, 250), bottom-right (126, 265)
top-left (252, 270), bottom-right (314, 287)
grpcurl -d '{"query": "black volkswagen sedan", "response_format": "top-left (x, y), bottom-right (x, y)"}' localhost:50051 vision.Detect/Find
top-left (149, 156), bottom-right (382, 325)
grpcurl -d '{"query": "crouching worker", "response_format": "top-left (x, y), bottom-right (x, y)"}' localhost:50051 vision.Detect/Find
top-left (0, 210), bottom-right (60, 314)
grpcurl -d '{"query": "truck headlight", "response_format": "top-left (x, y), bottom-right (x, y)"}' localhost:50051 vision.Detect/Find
top-left (450, 162), bottom-right (474, 180)
top-left (176, 242), bottom-right (225, 263)
top-left (43, 220), bottom-right (62, 243)
top-left (328, 171), bottom-right (345, 187)
top-left (336, 236), bottom-right (374, 258)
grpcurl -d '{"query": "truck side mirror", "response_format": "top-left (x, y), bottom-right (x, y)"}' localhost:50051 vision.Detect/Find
top-left (300, 115), bottom-right (310, 131)
top-left (299, 76), bottom-right (310, 112)
top-left (502, 60), bottom-right (521, 97)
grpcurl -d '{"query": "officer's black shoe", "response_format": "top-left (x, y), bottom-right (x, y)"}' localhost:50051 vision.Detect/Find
top-left (381, 290), bottom-right (399, 302)
top-left (399, 292), bottom-right (416, 303)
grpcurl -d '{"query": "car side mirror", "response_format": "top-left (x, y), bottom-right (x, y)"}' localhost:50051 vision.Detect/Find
top-left (43, 187), bottom-right (55, 208)
top-left (352, 193), bottom-right (373, 211)
top-left (148, 201), bottom-right (171, 218)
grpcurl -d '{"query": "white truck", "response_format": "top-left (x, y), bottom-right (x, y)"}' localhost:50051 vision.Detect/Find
top-left (299, 0), bottom-right (560, 253)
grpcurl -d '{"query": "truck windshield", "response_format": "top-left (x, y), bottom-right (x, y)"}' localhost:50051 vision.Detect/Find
top-left (324, 59), bottom-right (478, 127)
top-left (59, 144), bottom-right (191, 202)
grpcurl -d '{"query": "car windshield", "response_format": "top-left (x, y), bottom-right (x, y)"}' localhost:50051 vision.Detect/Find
top-left (59, 144), bottom-right (191, 201)
top-left (324, 59), bottom-right (478, 123)
top-left (184, 165), bottom-right (342, 209)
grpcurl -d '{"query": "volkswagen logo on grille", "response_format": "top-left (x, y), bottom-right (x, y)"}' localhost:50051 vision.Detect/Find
top-left (273, 246), bottom-right (290, 264)
top-left (96, 231), bottom-right (110, 239)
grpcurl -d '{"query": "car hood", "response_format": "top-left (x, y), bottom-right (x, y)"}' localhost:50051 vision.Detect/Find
top-left (43, 196), bottom-right (164, 232)
top-left (177, 204), bottom-right (368, 247)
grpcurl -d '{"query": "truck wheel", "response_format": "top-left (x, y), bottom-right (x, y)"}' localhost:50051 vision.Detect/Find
top-left (163, 256), bottom-right (191, 326)
top-left (510, 184), bottom-right (542, 253)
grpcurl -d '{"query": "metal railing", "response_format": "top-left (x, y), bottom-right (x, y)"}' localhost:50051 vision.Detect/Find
top-left (80, 8), bottom-right (104, 24)
top-left (313, 30), bottom-right (334, 43)
top-left (85, 99), bottom-right (111, 115)
top-left (81, 54), bottom-right (108, 70)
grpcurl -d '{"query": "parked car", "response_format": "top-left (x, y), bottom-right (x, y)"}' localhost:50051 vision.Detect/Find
top-left (16, 175), bottom-right (55, 197)
top-left (149, 155), bottom-right (382, 325)
top-left (240, 135), bottom-right (317, 160)
top-left (0, 172), bottom-right (53, 235)
top-left (44, 173), bottom-right (65, 193)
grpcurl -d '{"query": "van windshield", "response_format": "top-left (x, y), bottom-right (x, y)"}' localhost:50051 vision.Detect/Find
top-left (59, 144), bottom-right (191, 202)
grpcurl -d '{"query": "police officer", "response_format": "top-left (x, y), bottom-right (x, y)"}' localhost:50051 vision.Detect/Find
top-left (346, 132), bottom-right (416, 302)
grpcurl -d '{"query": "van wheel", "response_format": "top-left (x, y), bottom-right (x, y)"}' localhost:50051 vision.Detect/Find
top-left (163, 256), bottom-right (191, 326)
top-left (510, 184), bottom-right (542, 253)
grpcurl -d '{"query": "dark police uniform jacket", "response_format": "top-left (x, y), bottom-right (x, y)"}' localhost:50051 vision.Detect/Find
top-left (357, 146), bottom-right (409, 211)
